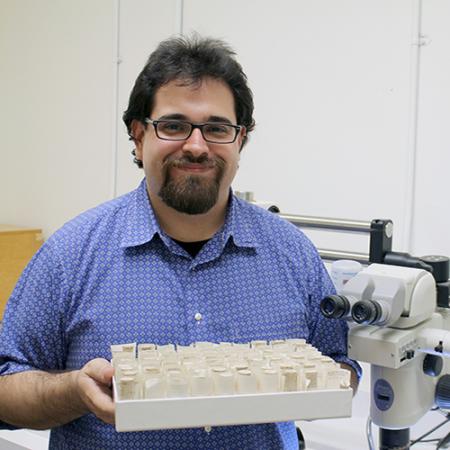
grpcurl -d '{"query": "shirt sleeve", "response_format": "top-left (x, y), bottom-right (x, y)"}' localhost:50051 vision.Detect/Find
top-left (0, 240), bottom-right (68, 377)
top-left (305, 246), bottom-right (362, 380)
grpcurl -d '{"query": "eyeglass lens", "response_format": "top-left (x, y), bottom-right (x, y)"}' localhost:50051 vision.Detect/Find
top-left (156, 121), bottom-right (236, 143)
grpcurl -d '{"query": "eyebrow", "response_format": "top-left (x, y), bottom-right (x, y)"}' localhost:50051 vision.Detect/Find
top-left (157, 113), bottom-right (234, 125)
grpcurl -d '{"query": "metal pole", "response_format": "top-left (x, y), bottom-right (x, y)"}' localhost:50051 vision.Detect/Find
top-left (317, 249), bottom-right (369, 264)
top-left (279, 213), bottom-right (372, 233)
top-left (235, 192), bottom-right (392, 264)
top-left (277, 213), bottom-right (372, 262)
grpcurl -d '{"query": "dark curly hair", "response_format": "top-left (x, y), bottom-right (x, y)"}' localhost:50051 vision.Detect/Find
top-left (123, 35), bottom-right (256, 168)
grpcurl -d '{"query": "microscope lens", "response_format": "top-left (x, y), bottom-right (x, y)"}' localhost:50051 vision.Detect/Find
top-left (352, 303), bottom-right (369, 323)
top-left (351, 300), bottom-right (380, 324)
top-left (321, 298), bottom-right (337, 316)
top-left (320, 295), bottom-right (348, 319)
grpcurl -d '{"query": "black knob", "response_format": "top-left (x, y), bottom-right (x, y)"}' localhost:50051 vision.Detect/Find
top-left (420, 255), bottom-right (450, 283)
top-left (435, 374), bottom-right (450, 409)
top-left (268, 205), bottom-right (280, 213)
top-left (423, 354), bottom-right (443, 377)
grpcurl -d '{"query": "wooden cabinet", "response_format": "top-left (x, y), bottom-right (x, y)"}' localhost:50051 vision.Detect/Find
top-left (0, 225), bottom-right (43, 320)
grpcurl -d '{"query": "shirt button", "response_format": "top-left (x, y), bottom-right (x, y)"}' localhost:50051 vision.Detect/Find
top-left (194, 312), bottom-right (202, 321)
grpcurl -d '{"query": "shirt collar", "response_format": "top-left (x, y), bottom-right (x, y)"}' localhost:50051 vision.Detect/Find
top-left (120, 179), bottom-right (160, 248)
top-left (221, 192), bottom-right (259, 249)
top-left (120, 179), bottom-right (259, 250)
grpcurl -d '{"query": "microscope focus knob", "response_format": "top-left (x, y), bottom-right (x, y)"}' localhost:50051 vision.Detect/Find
top-left (435, 374), bottom-right (450, 409)
top-left (423, 354), bottom-right (443, 377)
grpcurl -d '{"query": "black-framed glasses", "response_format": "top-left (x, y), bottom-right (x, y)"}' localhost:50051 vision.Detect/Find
top-left (145, 118), bottom-right (242, 144)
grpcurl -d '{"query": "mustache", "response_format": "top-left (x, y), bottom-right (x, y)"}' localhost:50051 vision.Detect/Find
top-left (162, 153), bottom-right (225, 171)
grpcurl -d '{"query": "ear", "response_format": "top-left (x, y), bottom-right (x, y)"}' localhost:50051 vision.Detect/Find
top-left (131, 120), bottom-right (146, 160)
top-left (237, 126), bottom-right (247, 153)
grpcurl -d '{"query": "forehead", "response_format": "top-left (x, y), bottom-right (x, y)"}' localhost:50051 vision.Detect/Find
top-left (152, 77), bottom-right (237, 122)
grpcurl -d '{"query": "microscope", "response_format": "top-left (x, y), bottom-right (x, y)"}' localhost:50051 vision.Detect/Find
top-left (281, 217), bottom-right (450, 448)
top-left (320, 257), bottom-right (450, 450)
top-left (236, 192), bottom-right (450, 449)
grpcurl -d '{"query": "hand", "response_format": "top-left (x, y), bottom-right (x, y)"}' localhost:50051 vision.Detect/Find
top-left (340, 362), bottom-right (359, 395)
top-left (75, 358), bottom-right (115, 425)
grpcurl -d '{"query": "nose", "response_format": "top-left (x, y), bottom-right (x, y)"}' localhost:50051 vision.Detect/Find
top-left (182, 128), bottom-right (210, 156)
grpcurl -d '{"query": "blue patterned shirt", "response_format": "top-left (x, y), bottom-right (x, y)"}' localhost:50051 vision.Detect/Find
top-left (0, 179), bottom-right (360, 449)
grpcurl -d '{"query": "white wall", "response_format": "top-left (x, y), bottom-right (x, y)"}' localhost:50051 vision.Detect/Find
top-left (0, 0), bottom-right (115, 234)
top-left (413, 0), bottom-right (450, 256)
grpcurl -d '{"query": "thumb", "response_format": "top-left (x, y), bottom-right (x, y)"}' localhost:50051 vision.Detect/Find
top-left (84, 358), bottom-right (114, 386)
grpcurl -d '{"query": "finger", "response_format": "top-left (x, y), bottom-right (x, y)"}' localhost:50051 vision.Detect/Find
top-left (90, 391), bottom-right (115, 425)
top-left (84, 358), bottom-right (114, 385)
top-left (77, 359), bottom-right (116, 424)
top-left (79, 374), bottom-right (116, 424)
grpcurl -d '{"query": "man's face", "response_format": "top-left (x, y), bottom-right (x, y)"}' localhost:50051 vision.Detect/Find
top-left (133, 77), bottom-right (245, 215)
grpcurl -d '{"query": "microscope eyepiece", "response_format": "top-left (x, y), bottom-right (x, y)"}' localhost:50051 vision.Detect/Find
top-left (320, 295), bottom-right (352, 319)
top-left (351, 299), bottom-right (382, 324)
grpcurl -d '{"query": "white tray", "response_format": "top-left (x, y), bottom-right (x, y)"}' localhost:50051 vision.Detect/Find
top-left (113, 381), bottom-right (353, 432)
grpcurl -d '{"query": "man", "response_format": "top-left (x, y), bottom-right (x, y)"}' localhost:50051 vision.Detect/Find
top-left (0, 35), bottom-right (360, 449)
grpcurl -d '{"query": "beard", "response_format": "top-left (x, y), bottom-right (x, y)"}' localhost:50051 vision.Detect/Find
top-left (158, 153), bottom-right (226, 215)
